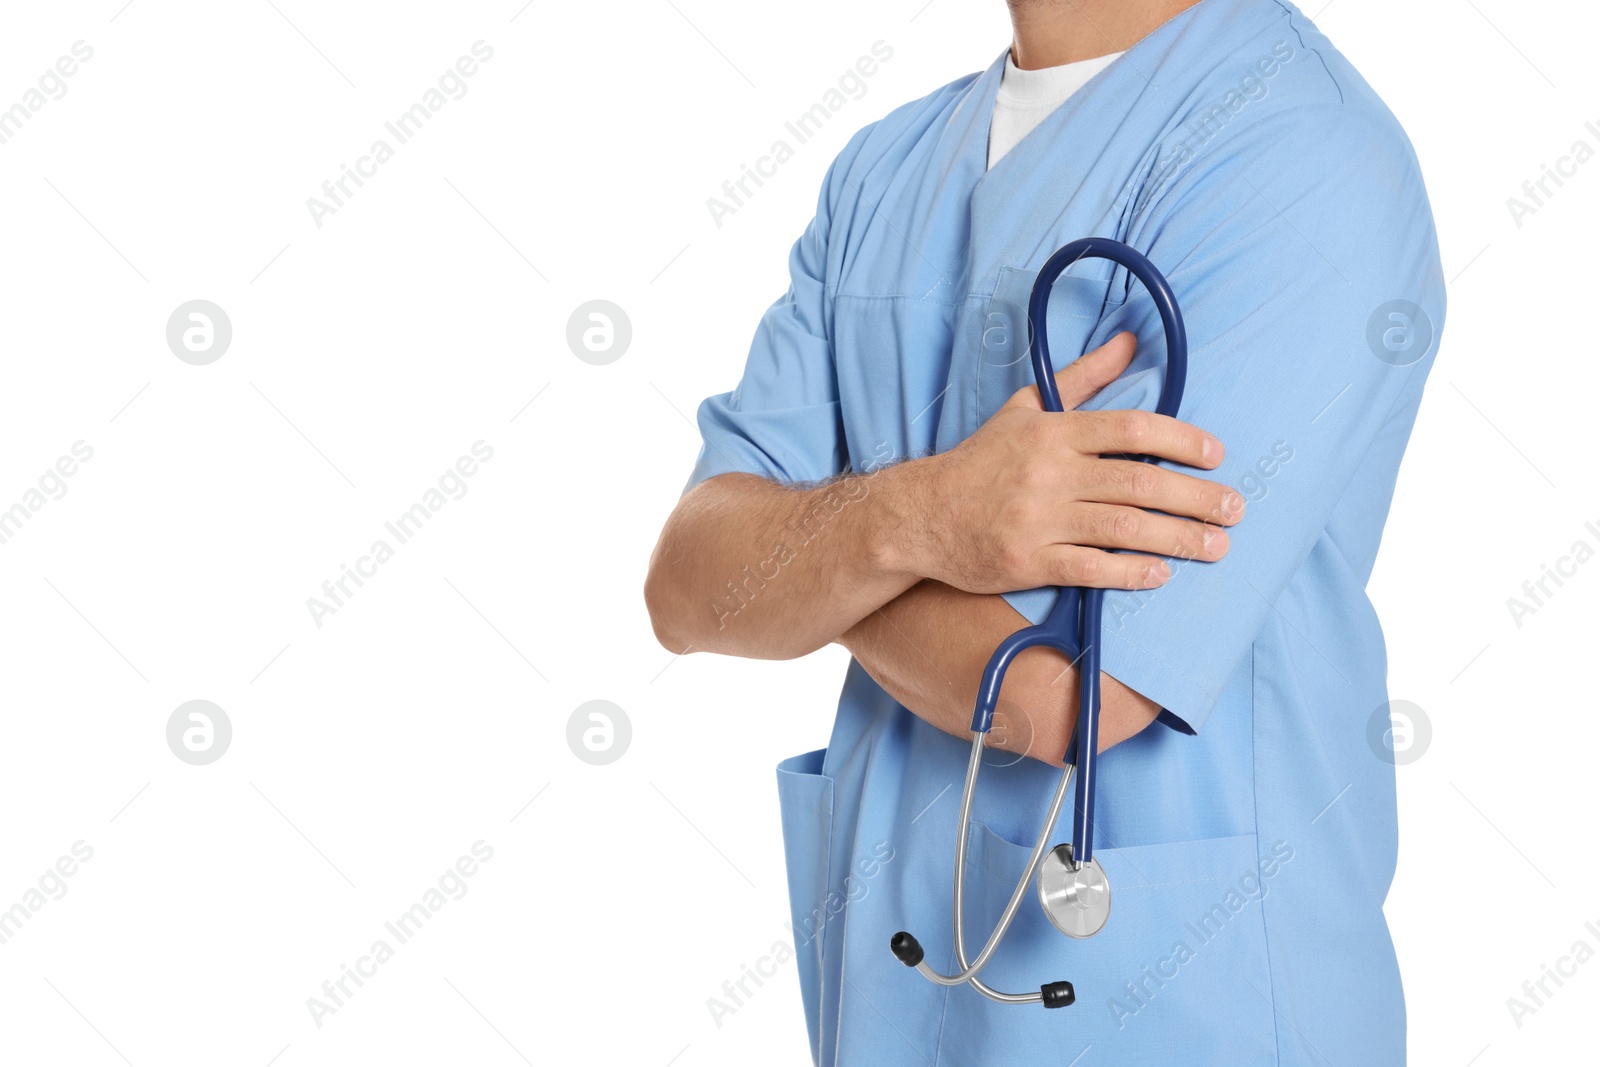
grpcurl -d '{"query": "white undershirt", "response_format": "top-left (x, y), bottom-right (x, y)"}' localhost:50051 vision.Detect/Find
top-left (987, 49), bottom-right (1123, 169)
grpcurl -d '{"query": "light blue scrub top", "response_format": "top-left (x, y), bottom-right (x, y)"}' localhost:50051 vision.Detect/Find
top-left (686, 1), bottom-right (1445, 1063)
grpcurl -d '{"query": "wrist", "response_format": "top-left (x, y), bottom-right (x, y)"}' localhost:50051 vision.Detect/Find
top-left (860, 453), bottom-right (942, 581)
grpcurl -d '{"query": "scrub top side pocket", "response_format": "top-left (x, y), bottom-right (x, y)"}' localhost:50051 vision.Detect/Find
top-left (942, 822), bottom-right (1280, 1066)
top-left (975, 266), bottom-right (1126, 426)
top-left (776, 749), bottom-right (836, 1065)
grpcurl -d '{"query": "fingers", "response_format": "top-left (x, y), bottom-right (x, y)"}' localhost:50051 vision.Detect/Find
top-left (1055, 331), bottom-right (1138, 409)
top-left (1059, 503), bottom-right (1230, 561)
top-left (1003, 331), bottom-right (1138, 412)
top-left (1084, 459), bottom-right (1246, 525)
top-left (1033, 544), bottom-right (1173, 590)
top-left (1071, 409), bottom-right (1224, 470)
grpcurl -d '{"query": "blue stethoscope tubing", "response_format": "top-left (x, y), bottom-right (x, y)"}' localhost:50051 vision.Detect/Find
top-left (889, 237), bottom-right (1188, 1009)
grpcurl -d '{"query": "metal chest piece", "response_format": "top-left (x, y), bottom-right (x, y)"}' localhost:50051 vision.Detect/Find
top-left (1037, 843), bottom-right (1111, 939)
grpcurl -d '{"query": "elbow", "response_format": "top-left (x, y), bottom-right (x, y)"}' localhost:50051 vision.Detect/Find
top-left (644, 565), bottom-right (819, 661)
top-left (643, 566), bottom-right (694, 654)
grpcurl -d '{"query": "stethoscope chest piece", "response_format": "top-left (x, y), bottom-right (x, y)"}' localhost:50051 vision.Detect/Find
top-left (1037, 844), bottom-right (1110, 939)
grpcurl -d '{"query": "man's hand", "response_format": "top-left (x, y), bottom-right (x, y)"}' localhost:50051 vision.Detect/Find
top-left (644, 332), bottom-right (1241, 668)
top-left (835, 331), bottom-right (1246, 760)
top-left (890, 331), bottom-right (1244, 595)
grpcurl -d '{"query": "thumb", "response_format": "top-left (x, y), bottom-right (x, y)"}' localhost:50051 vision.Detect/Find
top-left (1055, 331), bottom-right (1137, 411)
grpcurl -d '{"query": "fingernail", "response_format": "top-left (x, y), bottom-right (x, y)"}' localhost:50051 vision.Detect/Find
top-left (1202, 526), bottom-right (1227, 557)
top-left (1202, 436), bottom-right (1223, 465)
top-left (1144, 562), bottom-right (1171, 587)
top-left (1222, 492), bottom-right (1245, 518)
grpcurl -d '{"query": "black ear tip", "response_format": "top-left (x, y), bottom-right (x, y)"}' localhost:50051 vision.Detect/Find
top-left (1041, 981), bottom-right (1076, 1008)
top-left (889, 932), bottom-right (924, 967)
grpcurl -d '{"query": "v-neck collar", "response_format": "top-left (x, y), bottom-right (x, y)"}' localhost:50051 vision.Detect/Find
top-left (913, 0), bottom-right (1293, 294)
top-left (966, 0), bottom-right (1261, 194)
top-left (960, 41), bottom-right (1139, 275)
top-left (959, 0), bottom-right (1272, 270)
top-left (973, 40), bottom-right (1138, 193)
top-left (985, 49), bottom-right (1126, 173)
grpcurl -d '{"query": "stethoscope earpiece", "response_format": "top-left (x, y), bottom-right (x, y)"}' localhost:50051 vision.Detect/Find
top-left (889, 237), bottom-right (1186, 1009)
top-left (889, 931), bottom-right (925, 968)
top-left (1040, 981), bottom-right (1076, 1009)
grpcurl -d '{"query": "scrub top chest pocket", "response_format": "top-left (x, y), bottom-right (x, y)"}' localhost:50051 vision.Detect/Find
top-left (830, 263), bottom-right (1127, 468)
top-left (976, 265), bottom-right (1126, 425)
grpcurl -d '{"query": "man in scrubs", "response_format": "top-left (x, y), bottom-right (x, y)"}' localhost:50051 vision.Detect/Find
top-left (645, 0), bottom-right (1443, 1062)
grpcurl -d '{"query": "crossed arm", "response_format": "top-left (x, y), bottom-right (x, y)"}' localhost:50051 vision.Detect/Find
top-left (645, 334), bottom-right (1246, 765)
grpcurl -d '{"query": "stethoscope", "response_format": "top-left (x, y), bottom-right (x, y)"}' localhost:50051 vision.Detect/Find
top-left (889, 237), bottom-right (1188, 1009)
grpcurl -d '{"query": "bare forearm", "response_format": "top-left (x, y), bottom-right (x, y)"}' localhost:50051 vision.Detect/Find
top-left (839, 580), bottom-right (1161, 765)
top-left (644, 467), bottom-right (929, 659)
top-left (646, 333), bottom-right (1239, 668)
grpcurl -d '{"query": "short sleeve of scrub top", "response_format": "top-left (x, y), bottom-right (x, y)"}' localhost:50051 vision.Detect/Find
top-left (998, 102), bottom-right (1442, 736)
top-left (684, 137), bottom-right (868, 492)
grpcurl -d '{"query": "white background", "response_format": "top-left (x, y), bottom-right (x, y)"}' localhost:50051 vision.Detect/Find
top-left (0, 1), bottom-right (1593, 1065)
